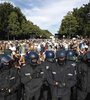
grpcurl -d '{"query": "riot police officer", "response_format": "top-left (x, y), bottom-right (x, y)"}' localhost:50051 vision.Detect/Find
top-left (0, 54), bottom-right (21, 100)
top-left (46, 49), bottom-right (76, 100)
top-left (41, 50), bottom-right (55, 100)
top-left (85, 51), bottom-right (90, 100)
top-left (20, 51), bottom-right (44, 100)
top-left (77, 51), bottom-right (90, 100)
top-left (66, 50), bottom-right (77, 100)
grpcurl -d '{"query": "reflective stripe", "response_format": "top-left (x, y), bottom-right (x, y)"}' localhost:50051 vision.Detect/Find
top-left (10, 77), bottom-right (15, 80)
top-left (52, 72), bottom-right (56, 74)
top-left (68, 73), bottom-right (73, 76)
top-left (25, 73), bottom-right (31, 76)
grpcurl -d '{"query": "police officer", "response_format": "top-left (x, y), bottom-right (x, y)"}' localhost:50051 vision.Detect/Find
top-left (77, 51), bottom-right (90, 100)
top-left (77, 50), bottom-right (88, 100)
top-left (20, 51), bottom-right (44, 100)
top-left (0, 54), bottom-right (21, 100)
top-left (85, 51), bottom-right (90, 100)
top-left (41, 50), bottom-right (55, 100)
top-left (66, 50), bottom-right (77, 100)
top-left (46, 49), bottom-right (76, 100)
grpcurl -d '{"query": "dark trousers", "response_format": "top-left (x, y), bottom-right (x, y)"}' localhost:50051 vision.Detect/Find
top-left (71, 86), bottom-right (77, 100)
top-left (51, 86), bottom-right (71, 100)
top-left (40, 84), bottom-right (51, 100)
top-left (77, 89), bottom-right (87, 100)
top-left (0, 92), bottom-right (18, 100)
top-left (25, 89), bottom-right (41, 100)
top-left (52, 93), bottom-right (70, 100)
top-left (86, 93), bottom-right (90, 100)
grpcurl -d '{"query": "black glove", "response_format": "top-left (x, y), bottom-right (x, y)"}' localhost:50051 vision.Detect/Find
top-left (0, 88), bottom-right (9, 96)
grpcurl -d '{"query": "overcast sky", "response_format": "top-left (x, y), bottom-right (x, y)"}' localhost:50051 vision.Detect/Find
top-left (0, 0), bottom-right (89, 34)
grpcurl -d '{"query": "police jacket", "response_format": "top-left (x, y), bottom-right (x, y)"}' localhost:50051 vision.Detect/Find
top-left (45, 60), bottom-right (77, 96)
top-left (41, 61), bottom-right (54, 86)
top-left (0, 66), bottom-right (20, 96)
top-left (20, 63), bottom-right (44, 94)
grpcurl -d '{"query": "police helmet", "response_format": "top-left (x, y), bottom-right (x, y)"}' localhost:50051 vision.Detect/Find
top-left (56, 50), bottom-right (66, 65)
top-left (67, 50), bottom-right (76, 61)
top-left (84, 51), bottom-right (90, 61)
top-left (26, 51), bottom-right (39, 65)
top-left (1, 54), bottom-right (13, 64)
top-left (45, 50), bottom-right (55, 62)
top-left (0, 54), bottom-right (14, 70)
top-left (56, 49), bottom-right (66, 59)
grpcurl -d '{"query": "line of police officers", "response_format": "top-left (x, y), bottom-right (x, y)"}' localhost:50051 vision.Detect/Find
top-left (0, 48), bottom-right (90, 100)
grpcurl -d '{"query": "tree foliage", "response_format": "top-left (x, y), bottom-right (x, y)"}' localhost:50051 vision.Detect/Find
top-left (0, 2), bottom-right (52, 40)
top-left (58, 3), bottom-right (90, 37)
top-left (8, 12), bottom-right (21, 36)
top-left (59, 12), bottom-right (78, 36)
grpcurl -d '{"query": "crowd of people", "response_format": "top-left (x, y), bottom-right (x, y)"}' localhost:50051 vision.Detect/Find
top-left (0, 38), bottom-right (90, 100)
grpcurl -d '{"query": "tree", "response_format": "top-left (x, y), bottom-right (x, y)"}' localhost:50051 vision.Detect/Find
top-left (58, 3), bottom-right (90, 37)
top-left (8, 12), bottom-right (21, 36)
top-left (73, 3), bottom-right (90, 36)
top-left (59, 12), bottom-right (78, 37)
top-left (0, 2), bottom-right (14, 39)
top-left (0, 2), bottom-right (52, 39)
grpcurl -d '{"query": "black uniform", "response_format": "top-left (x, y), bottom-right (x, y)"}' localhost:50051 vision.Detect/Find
top-left (0, 65), bottom-right (21, 100)
top-left (41, 61), bottom-right (53, 100)
top-left (20, 63), bottom-right (44, 100)
top-left (85, 62), bottom-right (90, 100)
top-left (77, 61), bottom-right (88, 100)
top-left (46, 61), bottom-right (76, 100)
top-left (66, 49), bottom-right (78, 100)
top-left (40, 50), bottom-right (55, 100)
top-left (77, 58), bottom-right (90, 100)
top-left (69, 61), bottom-right (77, 100)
